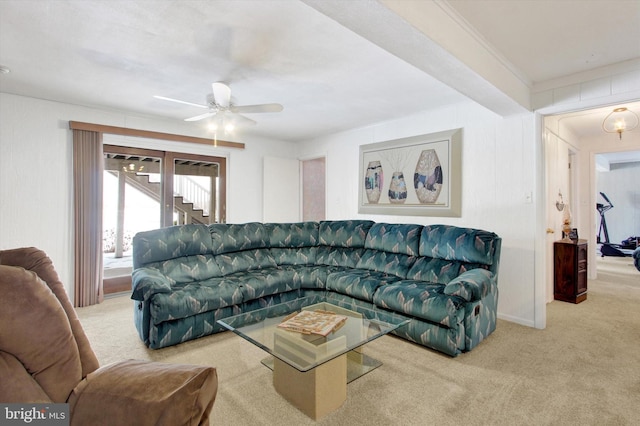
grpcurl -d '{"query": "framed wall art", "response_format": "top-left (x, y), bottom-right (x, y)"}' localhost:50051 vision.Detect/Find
top-left (358, 128), bottom-right (462, 217)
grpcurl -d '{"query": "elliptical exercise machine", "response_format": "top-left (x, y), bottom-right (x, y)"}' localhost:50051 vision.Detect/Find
top-left (597, 192), bottom-right (636, 257)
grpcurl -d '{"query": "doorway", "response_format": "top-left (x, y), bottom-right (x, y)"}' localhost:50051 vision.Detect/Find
top-left (542, 102), bottom-right (640, 311)
top-left (302, 156), bottom-right (326, 221)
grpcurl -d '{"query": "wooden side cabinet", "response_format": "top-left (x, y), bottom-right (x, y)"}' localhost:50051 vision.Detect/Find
top-left (554, 239), bottom-right (588, 303)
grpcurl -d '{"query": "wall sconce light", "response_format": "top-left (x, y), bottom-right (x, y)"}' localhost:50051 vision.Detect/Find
top-left (602, 107), bottom-right (639, 140)
top-left (555, 190), bottom-right (565, 211)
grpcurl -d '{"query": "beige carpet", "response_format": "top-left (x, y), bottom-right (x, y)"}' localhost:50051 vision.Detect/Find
top-left (77, 258), bottom-right (640, 425)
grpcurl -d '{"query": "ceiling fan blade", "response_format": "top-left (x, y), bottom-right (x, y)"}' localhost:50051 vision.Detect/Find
top-left (231, 103), bottom-right (284, 114)
top-left (154, 95), bottom-right (208, 109)
top-left (212, 82), bottom-right (231, 108)
top-left (184, 111), bottom-right (216, 122)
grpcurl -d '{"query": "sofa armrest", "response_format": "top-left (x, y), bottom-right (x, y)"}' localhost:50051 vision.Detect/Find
top-left (443, 268), bottom-right (496, 302)
top-left (131, 268), bottom-right (173, 301)
top-left (68, 359), bottom-right (217, 426)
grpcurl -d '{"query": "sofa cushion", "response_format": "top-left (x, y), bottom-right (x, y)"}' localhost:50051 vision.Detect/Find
top-left (280, 264), bottom-right (330, 289)
top-left (373, 280), bottom-right (466, 328)
top-left (326, 269), bottom-right (401, 302)
top-left (419, 225), bottom-right (498, 266)
top-left (221, 269), bottom-right (299, 301)
top-left (406, 257), bottom-right (462, 284)
top-left (316, 247), bottom-right (365, 268)
top-left (133, 224), bottom-right (212, 269)
top-left (209, 222), bottom-right (270, 255)
top-left (356, 250), bottom-right (416, 278)
top-left (215, 249), bottom-right (278, 275)
top-left (271, 247), bottom-right (317, 266)
top-left (318, 220), bottom-right (374, 248)
top-left (267, 222), bottom-right (319, 247)
top-left (0, 265), bottom-right (82, 402)
top-left (143, 254), bottom-right (222, 283)
top-left (150, 278), bottom-right (244, 324)
top-left (364, 223), bottom-right (422, 256)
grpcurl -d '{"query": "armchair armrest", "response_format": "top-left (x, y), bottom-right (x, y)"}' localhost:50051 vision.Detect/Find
top-left (0, 351), bottom-right (52, 403)
top-left (443, 268), bottom-right (496, 302)
top-left (131, 268), bottom-right (173, 301)
top-left (68, 359), bottom-right (217, 426)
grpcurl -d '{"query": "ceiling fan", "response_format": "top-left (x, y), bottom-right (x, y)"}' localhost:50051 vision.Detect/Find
top-left (154, 82), bottom-right (283, 131)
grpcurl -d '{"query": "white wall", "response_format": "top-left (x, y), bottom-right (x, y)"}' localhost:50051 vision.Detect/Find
top-left (298, 101), bottom-right (538, 327)
top-left (0, 93), bottom-right (297, 303)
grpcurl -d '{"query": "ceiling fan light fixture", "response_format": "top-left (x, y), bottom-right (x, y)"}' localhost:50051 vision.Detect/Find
top-left (208, 116), bottom-right (235, 134)
top-left (602, 107), bottom-right (639, 140)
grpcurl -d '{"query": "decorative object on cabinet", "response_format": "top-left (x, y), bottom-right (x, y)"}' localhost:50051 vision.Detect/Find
top-left (561, 204), bottom-right (572, 240)
top-left (568, 228), bottom-right (579, 242)
top-left (554, 239), bottom-right (588, 304)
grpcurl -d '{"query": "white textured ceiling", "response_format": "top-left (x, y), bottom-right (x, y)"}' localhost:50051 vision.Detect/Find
top-left (0, 0), bottom-right (639, 143)
top-left (447, 0), bottom-right (640, 85)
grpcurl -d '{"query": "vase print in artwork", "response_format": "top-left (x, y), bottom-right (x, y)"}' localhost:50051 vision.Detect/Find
top-left (388, 171), bottom-right (407, 204)
top-left (414, 149), bottom-right (443, 203)
top-left (364, 160), bottom-right (383, 203)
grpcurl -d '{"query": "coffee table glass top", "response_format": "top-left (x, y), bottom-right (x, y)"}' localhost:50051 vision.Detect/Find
top-left (217, 295), bottom-right (409, 372)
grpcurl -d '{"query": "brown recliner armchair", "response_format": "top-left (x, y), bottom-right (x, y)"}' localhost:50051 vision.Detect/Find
top-left (0, 247), bottom-right (218, 425)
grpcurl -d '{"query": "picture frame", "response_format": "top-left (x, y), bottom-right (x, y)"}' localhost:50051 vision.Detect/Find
top-left (358, 128), bottom-right (462, 217)
top-left (568, 228), bottom-right (579, 241)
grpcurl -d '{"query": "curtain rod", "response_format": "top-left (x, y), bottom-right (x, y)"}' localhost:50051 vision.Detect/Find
top-left (69, 121), bottom-right (245, 150)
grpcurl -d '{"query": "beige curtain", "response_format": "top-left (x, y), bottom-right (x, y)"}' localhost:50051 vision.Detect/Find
top-left (73, 130), bottom-right (104, 307)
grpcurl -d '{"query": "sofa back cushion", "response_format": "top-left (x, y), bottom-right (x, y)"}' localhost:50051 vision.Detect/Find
top-left (267, 222), bottom-right (319, 247)
top-left (0, 247), bottom-right (100, 379)
top-left (209, 222), bottom-right (270, 254)
top-left (419, 225), bottom-right (500, 267)
top-left (364, 223), bottom-right (422, 255)
top-left (318, 220), bottom-right (374, 248)
top-left (133, 224), bottom-right (213, 269)
top-left (209, 222), bottom-right (277, 275)
top-left (268, 222), bottom-right (319, 266)
top-left (317, 220), bottom-right (374, 268)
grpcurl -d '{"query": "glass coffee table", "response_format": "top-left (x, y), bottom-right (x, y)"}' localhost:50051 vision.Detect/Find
top-left (217, 295), bottom-right (409, 419)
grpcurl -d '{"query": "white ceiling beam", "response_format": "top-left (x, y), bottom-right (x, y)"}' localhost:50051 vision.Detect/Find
top-left (302, 0), bottom-right (531, 116)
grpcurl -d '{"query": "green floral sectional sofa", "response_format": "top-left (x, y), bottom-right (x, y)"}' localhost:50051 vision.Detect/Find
top-left (131, 220), bottom-right (501, 356)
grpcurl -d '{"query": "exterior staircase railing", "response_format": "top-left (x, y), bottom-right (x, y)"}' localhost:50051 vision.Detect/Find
top-left (106, 171), bottom-right (211, 225)
top-left (174, 175), bottom-right (210, 216)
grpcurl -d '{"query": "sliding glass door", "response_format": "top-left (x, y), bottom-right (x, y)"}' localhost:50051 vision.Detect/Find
top-left (170, 153), bottom-right (225, 225)
top-left (102, 145), bottom-right (226, 294)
